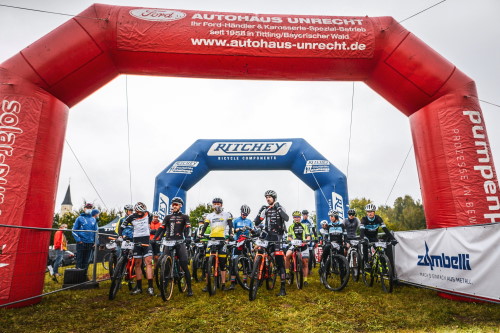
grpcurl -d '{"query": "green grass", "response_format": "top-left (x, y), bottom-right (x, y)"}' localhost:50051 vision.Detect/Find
top-left (1, 266), bottom-right (499, 333)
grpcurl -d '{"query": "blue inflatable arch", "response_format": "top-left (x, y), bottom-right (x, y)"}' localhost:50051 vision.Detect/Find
top-left (153, 138), bottom-right (348, 225)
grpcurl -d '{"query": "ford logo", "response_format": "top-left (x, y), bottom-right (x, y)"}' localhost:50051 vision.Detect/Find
top-left (129, 9), bottom-right (186, 22)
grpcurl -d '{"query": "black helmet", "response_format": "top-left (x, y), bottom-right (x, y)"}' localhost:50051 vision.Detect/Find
top-left (240, 204), bottom-right (251, 215)
top-left (264, 190), bottom-right (277, 199)
top-left (347, 209), bottom-right (356, 216)
top-left (302, 210), bottom-right (309, 215)
top-left (171, 197), bottom-right (184, 206)
top-left (212, 197), bottom-right (223, 204)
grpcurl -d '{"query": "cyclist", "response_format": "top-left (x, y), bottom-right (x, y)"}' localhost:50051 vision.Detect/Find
top-left (342, 209), bottom-right (360, 256)
top-left (115, 204), bottom-right (134, 257)
top-left (285, 211), bottom-right (311, 286)
top-left (149, 211), bottom-right (162, 270)
top-left (254, 190), bottom-right (289, 296)
top-left (118, 202), bottom-right (155, 296)
top-left (200, 197), bottom-right (233, 291)
top-left (154, 197), bottom-right (193, 296)
top-left (319, 211), bottom-right (346, 272)
top-left (228, 204), bottom-right (254, 290)
top-left (360, 203), bottom-right (397, 269)
top-left (301, 209), bottom-right (317, 274)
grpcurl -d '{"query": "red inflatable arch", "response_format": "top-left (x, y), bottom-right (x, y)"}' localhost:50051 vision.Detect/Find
top-left (0, 4), bottom-right (498, 306)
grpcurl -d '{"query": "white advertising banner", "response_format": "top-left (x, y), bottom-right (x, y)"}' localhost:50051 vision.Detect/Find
top-left (394, 223), bottom-right (500, 302)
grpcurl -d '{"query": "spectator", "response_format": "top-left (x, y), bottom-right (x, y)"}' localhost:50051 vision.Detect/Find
top-left (52, 224), bottom-right (68, 281)
top-left (72, 203), bottom-right (98, 272)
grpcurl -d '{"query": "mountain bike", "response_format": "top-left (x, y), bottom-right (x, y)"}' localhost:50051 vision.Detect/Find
top-left (249, 237), bottom-right (279, 301)
top-left (108, 240), bottom-right (147, 300)
top-left (158, 239), bottom-right (188, 301)
top-left (346, 239), bottom-right (361, 282)
top-left (206, 239), bottom-right (227, 296)
top-left (232, 234), bottom-right (254, 290)
top-left (286, 239), bottom-right (306, 289)
top-left (191, 239), bottom-right (207, 282)
top-left (320, 241), bottom-right (350, 291)
top-left (102, 237), bottom-right (122, 277)
top-left (361, 241), bottom-right (394, 293)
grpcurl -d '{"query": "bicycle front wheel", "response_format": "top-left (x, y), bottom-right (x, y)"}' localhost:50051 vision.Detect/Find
top-left (266, 256), bottom-right (277, 290)
top-left (177, 261), bottom-right (188, 293)
top-left (379, 254), bottom-right (394, 293)
top-left (349, 250), bottom-right (361, 282)
top-left (159, 256), bottom-right (174, 301)
top-left (249, 255), bottom-right (263, 301)
top-left (295, 254), bottom-right (304, 290)
top-left (322, 254), bottom-right (349, 291)
top-left (234, 255), bottom-right (252, 291)
top-left (207, 255), bottom-right (218, 296)
top-left (191, 252), bottom-right (200, 282)
top-left (108, 257), bottom-right (126, 300)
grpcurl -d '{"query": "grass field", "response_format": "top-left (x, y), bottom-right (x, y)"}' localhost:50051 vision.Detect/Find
top-left (1, 266), bottom-right (499, 333)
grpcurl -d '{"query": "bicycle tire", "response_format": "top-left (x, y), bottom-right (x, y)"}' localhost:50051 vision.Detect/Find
top-left (154, 254), bottom-right (164, 290)
top-left (361, 254), bottom-right (374, 287)
top-left (102, 252), bottom-right (111, 271)
top-left (266, 255), bottom-right (277, 290)
top-left (177, 261), bottom-right (188, 293)
top-left (234, 255), bottom-right (252, 291)
top-left (295, 253), bottom-right (304, 290)
top-left (322, 254), bottom-right (349, 291)
top-left (108, 256), bottom-right (126, 300)
top-left (207, 255), bottom-right (218, 296)
top-left (249, 255), bottom-right (263, 301)
top-left (349, 249), bottom-right (361, 282)
top-left (159, 256), bottom-right (174, 301)
top-left (191, 253), bottom-right (200, 282)
top-left (379, 254), bottom-right (394, 293)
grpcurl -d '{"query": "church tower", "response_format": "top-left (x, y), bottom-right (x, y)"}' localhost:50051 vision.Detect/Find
top-left (60, 184), bottom-right (73, 215)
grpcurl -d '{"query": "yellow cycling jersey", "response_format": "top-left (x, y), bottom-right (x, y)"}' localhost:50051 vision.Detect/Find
top-left (205, 211), bottom-right (232, 238)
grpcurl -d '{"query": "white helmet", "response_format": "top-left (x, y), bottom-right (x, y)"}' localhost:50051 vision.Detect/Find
top-left (365, 203), bottom-right (376, 212)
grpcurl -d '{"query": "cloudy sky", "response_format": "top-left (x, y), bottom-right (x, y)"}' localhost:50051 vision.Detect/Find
top-left (1, 0), bottom-right (499, 217)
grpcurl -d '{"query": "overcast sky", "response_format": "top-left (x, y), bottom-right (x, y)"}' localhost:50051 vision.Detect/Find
top-left (1, 0), bottom-right (499, 217)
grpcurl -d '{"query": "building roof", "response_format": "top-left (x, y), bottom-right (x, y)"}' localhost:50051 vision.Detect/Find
top-left (62, 184), bottom-right (72, 206)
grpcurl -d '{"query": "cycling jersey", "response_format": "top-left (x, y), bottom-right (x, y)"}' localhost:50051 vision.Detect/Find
top-left (203, 211), bottom-right (233, 238)
top-left (360, 215), bottom-right (391, 241)
top-left (115, 216), bottom-right (133, 239)
top-left (287, 222), bottom-right (311, 241)
top-left (301, 218), bottom-right (317, 239)
top-left (342, 217), bottom-right (360, 239)
top-left (120, 212), bottom-right (152, 239)
top-left (233, 216), bottom-right (254, 239)
top-left (256, 203), bottom-right (289, 237)
top-left (156, 211), bottom-right (191, 240)
top-left (328, 221), bottom-right (346, 244)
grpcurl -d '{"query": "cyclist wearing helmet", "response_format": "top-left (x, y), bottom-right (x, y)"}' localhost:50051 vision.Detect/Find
top-left (343, 208), bottom-right (360, 255)
top-left (343, 209), bottom-right (360, 240)
top-left (360, 203), bottom-right (397, 268)
top-left (228, 204), bottom-right (254, 290)
top-left (119, 202), bottom-right (155, 296)
top-left (149, 211), bottom-right (162, 267)
top-left (154, 197), bottom-right (193, 296)
top-left (255, 190), bottom-right (289, 296)
top-left (200, 197), bottom-right (234, 291)
top-left (114, 204), bottom-right (134, 257)
top-left (301, 209), bottom-right (317, 274)
top-left (286, 211), bottom-right (311, 286)
top-left (319, 210), bottom-right (346, 272)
